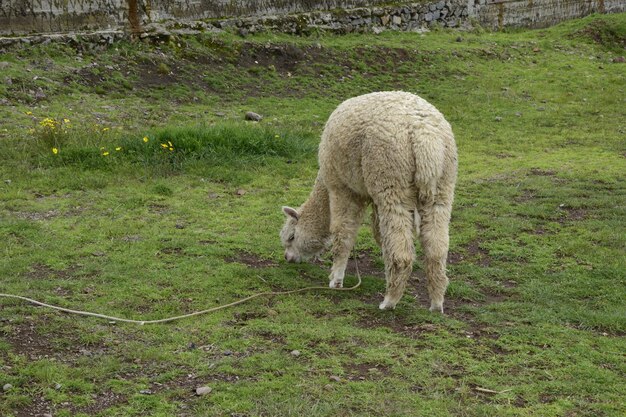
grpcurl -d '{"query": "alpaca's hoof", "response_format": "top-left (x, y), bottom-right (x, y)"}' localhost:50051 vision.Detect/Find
top-left (429, 301), bottom-right (444, 314)
top-left (379, 298), bottom-right (397, 310)
top-left (329, 279), bottom-right (343, 289)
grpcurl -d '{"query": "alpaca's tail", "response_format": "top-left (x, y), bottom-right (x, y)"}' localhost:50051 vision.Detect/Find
top-left (411, 120), bottom-right (451, 204)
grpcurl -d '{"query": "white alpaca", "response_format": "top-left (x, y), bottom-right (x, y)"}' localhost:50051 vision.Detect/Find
top-left (280, 91), bottom-right (457, 312)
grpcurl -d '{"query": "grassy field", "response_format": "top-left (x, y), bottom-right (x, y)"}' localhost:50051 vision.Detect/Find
top-left (1, 13), bottom-right (625, 417)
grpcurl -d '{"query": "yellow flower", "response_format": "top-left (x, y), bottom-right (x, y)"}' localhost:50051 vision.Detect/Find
top-left (52, 147), bottom-right (58, 154)
top-left (102, 151), bottom-right (110, 156)
top-left (168, 141), bottom-right (173, 147)
top-left (40, 118), bottom-right (57, 129)
top-left (25, 111), bottom-right (33, 115)
top-left (102, 127), bottom-right (110, 132)
top-left (169, 147), bottom-right (174, 151)
top-left (275, 134), bottom-right (280, 138)
top-left (63, 118), bottom-right (70, 123)
top-left (161, 143), bottom-right (168, 148)
top-left (143, 136), bottom-right (149, 143)
top-left (115, 147), bottom-right (122, 151)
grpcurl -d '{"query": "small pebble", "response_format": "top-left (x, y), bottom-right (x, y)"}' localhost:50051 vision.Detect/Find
top-left (196, 386), bottom-right (212, 396)
top-left (245, 111), bottom-right (263, 122)
top-left (3, 383), bottom-right (12, 391)
top-left (290, 350), bottom-right (301, 357)
top-left (223, 350), bottom-right (233, 356)
top-left (139, 389), bottom-right (152, 395)
top-left (329, 375), bottom-right (341, 382)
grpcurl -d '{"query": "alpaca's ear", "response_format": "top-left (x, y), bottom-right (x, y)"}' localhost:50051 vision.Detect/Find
top-left (282, 206), bottom-right (300, 220)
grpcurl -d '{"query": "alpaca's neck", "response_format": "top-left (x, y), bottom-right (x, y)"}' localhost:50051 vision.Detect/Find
top-left (299, 177), bottom-right (331, 239)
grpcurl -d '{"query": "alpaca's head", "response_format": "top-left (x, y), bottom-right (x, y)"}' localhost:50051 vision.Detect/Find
top-left (280, 206), bottom-right (327, 263)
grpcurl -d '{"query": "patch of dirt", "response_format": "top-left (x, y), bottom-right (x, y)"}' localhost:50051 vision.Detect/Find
top-left (573, 20), bottom-right (626, 50)
top-left (225, 250), bottom-right (278, 268)
top-left (253, 330), bottom-right (286, 345)
top-left (514, 189), bottom-right (536, 203)
top-left (558, 206), bottom-right (587, 222)
top-left (25, 263), bottom-right (81, 280)
top-left (148, 203), bottom-right (170, 214)
top-left (448, 239), bottom-right (491, 267)
top-left (466, 240), bottom-right (492, 267)
top-left (13, 209), bottom-right (60, 220)
top-left (345, 250), bottom-right (384, 278)
top-left (237, 42), bottom-right (306, 73)
top-left (158, 246), bottom-right (183, 255)
top-left (343, 362), bottom-right (392, 381)
top-left (15, 396), bottom-right (54, 417)
top-left (65, 392), bottom-right (128, 416)
top-left (528, 168), bottom-right (556, 176)
top-left (2, 319), bottom-right (109, 362)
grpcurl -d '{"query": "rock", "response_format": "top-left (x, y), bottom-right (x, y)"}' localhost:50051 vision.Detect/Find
top-left (613, 56), bottom-right (625, 63)
top-left (329, 375), bottom-right (341, 382)
top-left (3, 383), bottom-right (12, 391)
top-left (34, 88), bottom-right (46, 100)
top-left (290, 350), bottom-right (301, 357)
top-left (235, 189), bottom-right (246, 196)
top-left (195, 386), bottom-right (212, 396)
top-left (223, 350), bottom-right (233, 356)
top-left (392, 15), bottom-right (402, 25)
top-left (381, 15), bottom-right (390, 26)
top-left (139, 389), bottom-right (152, 395)
top-left (372, 26), bottom-right (384, 35)
top-left (495, 116), bottom-right (502, 122)
top-left (0, 62), bottom-right (10, 69)
top-left (245, 111), bottom-right (262, 121)
top-left (54, 383), bottom-right (62, 390)
top-left (4, 179), bottom-right (11, 185)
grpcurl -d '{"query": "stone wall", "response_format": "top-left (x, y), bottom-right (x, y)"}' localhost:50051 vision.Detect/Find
top-left (0, 0), bottom-right (624, 36)
top-left (471, 0), bottom-right (625, 29)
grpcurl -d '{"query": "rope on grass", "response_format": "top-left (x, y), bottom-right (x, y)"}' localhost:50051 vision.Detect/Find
top-left (0, 261), bottom-right (362, 325)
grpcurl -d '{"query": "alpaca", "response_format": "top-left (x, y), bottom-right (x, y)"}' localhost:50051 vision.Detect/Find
top-left (280, 91), bottom-right (457, 312)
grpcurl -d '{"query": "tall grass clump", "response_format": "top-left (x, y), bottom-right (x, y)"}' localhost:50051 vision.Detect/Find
top-left (38, 122), bottom-right (318, 172)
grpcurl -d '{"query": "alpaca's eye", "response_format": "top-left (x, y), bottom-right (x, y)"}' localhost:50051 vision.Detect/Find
top-left (288, 234), bottom-right (295, 242)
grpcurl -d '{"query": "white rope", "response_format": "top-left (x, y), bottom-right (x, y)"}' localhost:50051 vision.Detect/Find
top-left (0, 261), bottom-right (362, 325)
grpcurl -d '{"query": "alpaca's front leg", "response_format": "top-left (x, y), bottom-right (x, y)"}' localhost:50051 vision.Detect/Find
top-left (328, 191), bottom-right (366, 288)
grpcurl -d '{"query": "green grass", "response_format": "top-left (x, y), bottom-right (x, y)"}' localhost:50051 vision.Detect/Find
top-left (1, 13), bottom-right (625, 417)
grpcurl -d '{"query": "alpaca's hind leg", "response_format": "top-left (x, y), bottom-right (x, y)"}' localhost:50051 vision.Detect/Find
top-left (419, 202), bottom-right (452, 313)
top-left (328, 190), bottom-right (367, 288)
top-left (371, 204), bottom-right (382, 248)
top-left (377, 204), bottom-right (415, 310)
